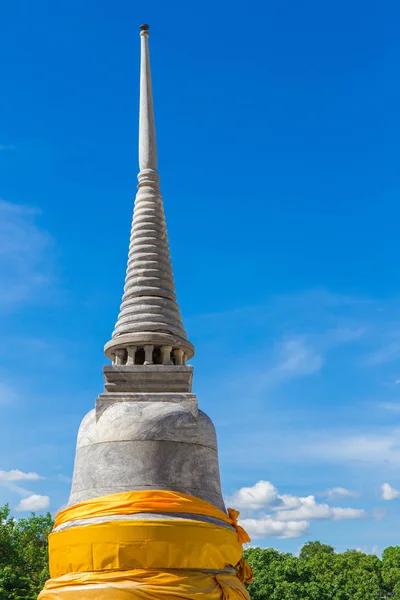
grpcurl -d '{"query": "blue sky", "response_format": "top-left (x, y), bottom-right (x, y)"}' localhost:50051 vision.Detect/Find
top-left (1, 0), bottom-right (400, 555)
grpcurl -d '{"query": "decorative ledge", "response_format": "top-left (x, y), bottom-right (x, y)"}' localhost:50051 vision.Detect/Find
top-left (102, 364), bottom-right (194, 394)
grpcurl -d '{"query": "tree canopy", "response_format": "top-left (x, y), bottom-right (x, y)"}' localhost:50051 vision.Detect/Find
top-left (245, 541), bottom-right (400, 599)
top-left (0, 504), bottom-right (52, 600)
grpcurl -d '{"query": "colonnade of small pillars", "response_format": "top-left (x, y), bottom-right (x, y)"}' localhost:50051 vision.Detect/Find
top-left (112, 345), bottom-right (188, 366)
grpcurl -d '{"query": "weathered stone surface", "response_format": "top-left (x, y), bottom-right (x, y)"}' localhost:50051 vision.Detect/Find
top-left (70, 440), bottom-right (224, 510)
top-left (103, 364), bottom-right (193, 393)
top-left (96, 392), bottom-right (198, 418)
top-left (69, 401), bottom-right (225, 510)
top-left (79, 402), bottom-right (214, 447)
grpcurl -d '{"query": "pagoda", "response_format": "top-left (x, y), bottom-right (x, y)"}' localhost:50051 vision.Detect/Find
top-left (39, 25), bottom-right (252, 600)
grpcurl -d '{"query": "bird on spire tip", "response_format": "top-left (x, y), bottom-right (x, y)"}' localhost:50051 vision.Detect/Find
top-left (140, 24), bottom-right (150, 31)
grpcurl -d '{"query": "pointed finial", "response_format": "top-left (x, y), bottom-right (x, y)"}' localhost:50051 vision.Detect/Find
top-left (138, 22), bottom-right (156, 170)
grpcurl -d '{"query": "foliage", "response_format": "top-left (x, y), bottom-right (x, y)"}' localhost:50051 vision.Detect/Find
top-left (245, 542), bottom-right (399, 600)
top-left (0, 504), bottom-right (53, 600)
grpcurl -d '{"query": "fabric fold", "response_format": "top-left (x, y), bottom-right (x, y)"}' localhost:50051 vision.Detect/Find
top-left (41, 490), bottom-right (253, 600)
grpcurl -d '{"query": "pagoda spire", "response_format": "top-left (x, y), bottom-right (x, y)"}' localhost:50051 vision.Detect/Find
top-left (104, 25), bottom-right (194, 367)
top-left (138, 24), bottom-right (157, 171)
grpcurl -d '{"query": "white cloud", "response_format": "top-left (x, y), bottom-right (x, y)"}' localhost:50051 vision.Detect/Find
top-left (0, 470), bottom-right (43, 482)
top-left (240, 516), bottom-right (310, 539)
top-left (15, 495), bottom-right (50, 512)
top-left (229, 480), bottom-right (278, 511)
top-left (320, 487), bottom-right (358, 499)
top-left (382, 483), bottom-right (400, 501)
top-left (228, 480), bottom-right (365, 540)
top-left (0, 200), bottom-right (54, 306)
top-left (0, 469), bottom-right (44, 498)
top-left (273, 496), bottom-right (366, 522)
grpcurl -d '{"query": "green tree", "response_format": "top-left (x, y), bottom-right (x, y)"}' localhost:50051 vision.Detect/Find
top-left (299, 541), bottom-right (335, 561)
top-left (0, 504), bottom-right (53, 600)
top-left (382, 546), bottom-right (400, 598)
top-left (245, 542), bottom-right (390, 600)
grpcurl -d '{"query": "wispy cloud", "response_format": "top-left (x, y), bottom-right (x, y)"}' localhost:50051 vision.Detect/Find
top-left (366, 339), bottom-right (400, 366)
top-left (303, 429), bottom-right (400, 465)
top-left (379, 402), bottom-right (400, 412)
top-left (193, 290), bottom-right (369, 406)
top-left (2, 482), bottom-right (35, 496)
top-left (266, 337), bottom-right (324, 385)
top-left (0, 200), bottom-right (55, 306)
top-left (372, 507), bottom-right (386, 521)
top-left (0, 469), bottom-right (46, 501)
top-left (319, 487), bottom-right (359, 499)
top-left (57, 474), bottom-right (72, 484)
top-left (220, 336), bottom-right (325, 398)
top-left (193, 289), bottom-right (400, 386)
top-left (0, 144), bottom-right (14, 151)
top-left (0, 381), bottom-right (19, 406)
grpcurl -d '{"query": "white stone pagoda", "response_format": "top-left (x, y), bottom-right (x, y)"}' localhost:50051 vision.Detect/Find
top-left (39, 25), bottom-right (251, 600)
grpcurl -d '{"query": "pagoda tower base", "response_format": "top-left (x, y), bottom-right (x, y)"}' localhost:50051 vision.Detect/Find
top-left (69, 365), bottom-right (226, 511)
top-left (39, 367), bottom-right (252, 600)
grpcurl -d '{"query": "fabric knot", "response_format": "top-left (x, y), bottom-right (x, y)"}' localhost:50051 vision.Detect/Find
top-left (227, 508), bottom-right (251, 544)
top-left (235, 557), bottom-right (254, 585)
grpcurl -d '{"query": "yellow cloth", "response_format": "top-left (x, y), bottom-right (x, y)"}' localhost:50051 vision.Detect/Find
top-left (41, 490), bottom-right (253, 600)
top-left (39, 569), bottom-right (250, 600)
top-left (54, 490), bottom-right (251, 545)
top-left (235, 558), bottom-right (254, 585)
top-left (49, 519), bottom-right (243, 577)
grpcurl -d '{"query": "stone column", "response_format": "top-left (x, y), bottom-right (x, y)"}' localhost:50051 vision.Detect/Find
top-left (143, 345), bottom-right (154, 365)
top-left (161, 346), bottom-right (172, 365)
top-left (115, 349), bottom-right (126, 366)
top-left (126, 346), bottom-right (137, 365)
top-left (174, 348), bottom-right (184, 365)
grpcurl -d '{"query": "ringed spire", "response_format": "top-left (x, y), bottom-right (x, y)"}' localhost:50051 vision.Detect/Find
top-left (104, 24), bottom-right (194, 367)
